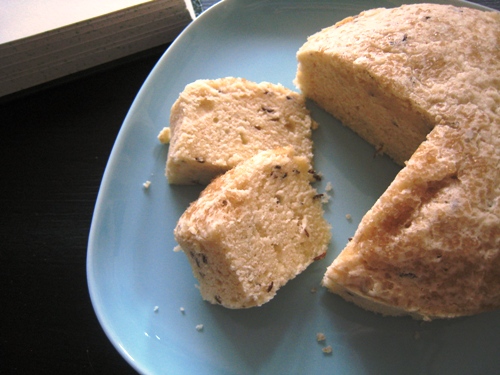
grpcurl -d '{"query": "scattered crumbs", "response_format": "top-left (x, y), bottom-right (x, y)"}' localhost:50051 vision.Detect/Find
top-left (316, 333), bottom-right (326, 342)
top-left (196, 324), bottom-right (204, 331)
top-left (173, 245), bottom-right (182, 252)
top-left (345, 214), bottom-right (352, 221)
top-left (325, 182), bottom-right (333, 192)
top-left (143, 180), bottom-right (151, 189)
top-left (321, 192), bottom-right (331, 204)
top-left (153, 306), bottom-right (159, 313)
top-left (316, 332), bottom-right (333, 355)
top-left (180, 307), bottom-right (185, 314)
top-left (310, 287), bottom-right (317, 294)
top-left (322, 346), bottom-right (333, 354)
top-left (414, 331), bottom-right (421, 340)
top-left (157, 127), bottom-right (171, 144)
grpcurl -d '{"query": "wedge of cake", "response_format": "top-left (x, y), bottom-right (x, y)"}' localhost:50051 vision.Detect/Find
top-left (174, 147), bottom-right (331, 308)
top-left (295, 4), bottom-right (500, 319)
top-left (166, 77), bottom-right (316, 185)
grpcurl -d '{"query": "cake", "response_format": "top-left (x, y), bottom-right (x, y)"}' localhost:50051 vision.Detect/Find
top-left (166, 77), bottom-right (316, 185)
top-left (295, 3), bottom-right (500, 320)
top-left (174, 147), bottom-right (331, 308)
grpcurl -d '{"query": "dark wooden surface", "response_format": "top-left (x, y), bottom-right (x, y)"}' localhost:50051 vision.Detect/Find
top-left (1, 1), bottom-right (498, 374)
top-left (1, 49), bottom-right (165, 374)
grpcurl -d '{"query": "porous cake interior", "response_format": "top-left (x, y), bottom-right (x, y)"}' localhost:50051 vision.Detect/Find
top-left (167, 77), bottom-right (315, 184)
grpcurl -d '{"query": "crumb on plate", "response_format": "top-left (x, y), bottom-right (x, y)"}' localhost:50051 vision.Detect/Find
top-left (316, 332), bottom-right (326, 342)
top-left (321, 192), bottom-right (331, 204)
top-left (158, 127), bottom-right (171, 144)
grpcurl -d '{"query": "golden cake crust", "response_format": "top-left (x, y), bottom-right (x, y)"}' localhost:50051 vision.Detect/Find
top-left (296, 3), bottom-right (500, 319)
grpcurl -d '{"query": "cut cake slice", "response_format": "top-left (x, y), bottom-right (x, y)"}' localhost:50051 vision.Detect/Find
top-left (174, 147), bottom-right (331, 308)
top-left (295, 3), bottom-right (500, 319)
top-left (166, 77), bottom-right (316, 185)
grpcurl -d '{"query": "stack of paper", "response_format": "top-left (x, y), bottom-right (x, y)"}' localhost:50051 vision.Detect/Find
top-left (0, 0), bottom-right (193, 98)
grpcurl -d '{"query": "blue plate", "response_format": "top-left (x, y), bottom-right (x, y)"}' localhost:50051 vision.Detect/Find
top-left (87, 0), bottom-right (500, 374)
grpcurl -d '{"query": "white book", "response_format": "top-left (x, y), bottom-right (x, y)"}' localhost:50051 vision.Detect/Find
top-left (0, 0), bottom-right (196, 98)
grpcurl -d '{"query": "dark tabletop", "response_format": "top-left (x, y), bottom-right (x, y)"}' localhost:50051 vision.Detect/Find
top-left (1, 1), bottom-right (499, 374)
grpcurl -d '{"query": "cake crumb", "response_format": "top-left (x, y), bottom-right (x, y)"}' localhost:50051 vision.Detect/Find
top-left (322, 346), bottom-right (333, 354)
top-left (325, 182), bottom-right (333, 192)
top-left (316, 332), bottom-right (326, 342)
top-left (196, 324), bottom-right (204, 331)
top-left (322, 194), bottom-right (330, 204)
top-left (311, 287), bottom-right (317, 294)
top-left (180, 307), bottom-right (185, 314)
top-left (153, 306), bottom-right (159, 313)
top-left (345, 214), bottom-right (352, 221)
top-left (143, 180), bottom-right (151, 189)
top-left (158, 127), bottom-right (171, 144)
top-left (173, 245), bottom-right (182, 252)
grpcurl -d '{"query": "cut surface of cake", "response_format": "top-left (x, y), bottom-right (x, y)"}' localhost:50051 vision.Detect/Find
top-left (295, 3), bottom-right (500, 320)
top-left (174, 147), bottom-right (331, 308)
top-left (166, 77), bottom-right (316, 185)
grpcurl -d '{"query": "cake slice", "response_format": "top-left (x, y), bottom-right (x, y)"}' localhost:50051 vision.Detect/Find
top-left (174, 147), bottom-right (331, 308)
top-left (295, 4), bottom-right (500, 320)
top-left (166, 77), bottom-right (316, 185)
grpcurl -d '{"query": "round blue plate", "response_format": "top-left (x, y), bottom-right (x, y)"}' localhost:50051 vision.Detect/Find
top-left (87, 0), bottom-right (500, 374)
